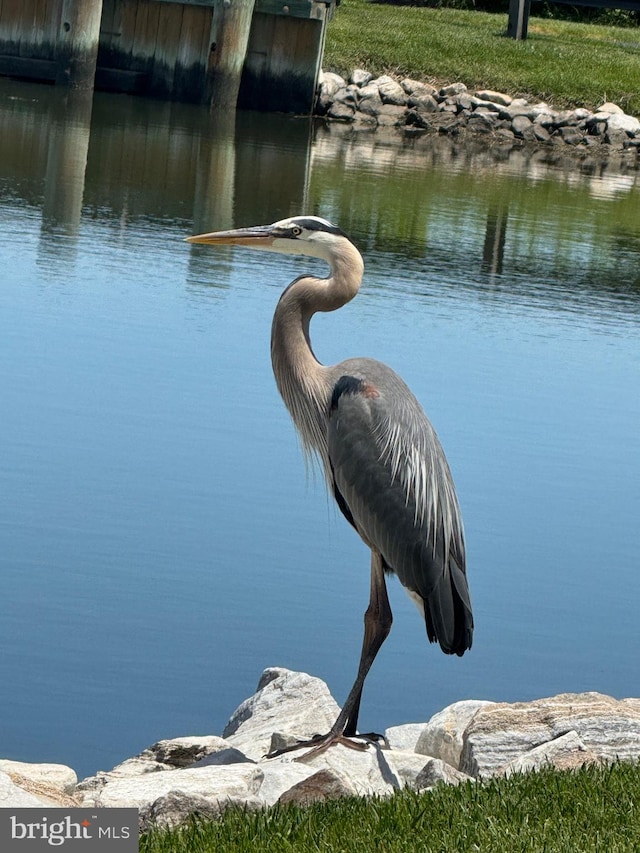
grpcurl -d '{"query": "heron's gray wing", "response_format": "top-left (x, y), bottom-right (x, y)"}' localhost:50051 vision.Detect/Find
top-left (327, 370), bottom-right (473, 655)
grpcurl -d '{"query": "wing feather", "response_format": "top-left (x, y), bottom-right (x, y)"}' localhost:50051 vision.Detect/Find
top-left (327, 364), bottom-right (473, 655)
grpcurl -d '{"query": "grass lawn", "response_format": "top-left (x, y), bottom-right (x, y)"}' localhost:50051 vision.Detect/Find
top-left (323, 0), bottom-right (640, 115)
top-left (140, 760), bottom-right (640, 852)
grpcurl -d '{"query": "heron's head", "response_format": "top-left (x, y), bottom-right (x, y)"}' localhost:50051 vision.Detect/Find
top-left (186, 216), bottom-right (351, 262)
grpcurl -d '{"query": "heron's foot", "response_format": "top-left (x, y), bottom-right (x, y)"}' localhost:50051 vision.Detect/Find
top-left (266, 730), bottom-right (385, 762)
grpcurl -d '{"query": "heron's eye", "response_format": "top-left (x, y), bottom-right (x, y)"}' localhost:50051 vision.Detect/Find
top-left (291, 226), bottom-right (302, 237)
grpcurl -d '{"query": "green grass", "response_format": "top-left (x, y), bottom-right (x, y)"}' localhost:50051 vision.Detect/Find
top-left (323, 0), bottom-right (640, 115)
top-left (140, 760), bottom-right (640, 852)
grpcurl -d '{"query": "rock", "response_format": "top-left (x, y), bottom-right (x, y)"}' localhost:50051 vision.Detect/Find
top-left (252, 759), bottom-right (316, 805)
top-left (278, 769), bottom-right (356, 805)
top-left (357, 84), bottom-right (383, 117)
top-left (415, 758), bottom-right (473, 790)
top-left (559, 125), bottom-right (584, 146)
top-left (460, 693), bottom-right (640, 778)
top-left (377, 79), bottom-right (408, 106)
top-left (533, 124), bottom-right (551, 143)
top-left (553, 109), bottom-right (583, 128)
top-left (494, 128), bottom-right (516, 144)
top-left (312, 66), bottom-right (640, 157)
top-left (76, 735), bottom-right (240, 797)
top-left (79, 763), bottom-right (264, 813)
top-left (327, 102), bottom-right (356, 122)
top-left (408, 93), bottom-right (439, 113)
top-left (500, 100), bottom-right (531, 121)
top-left (607, 113), bottom-right (640, 136)
top-left (359, 82), bottom-right (383, 102)
top-left (605, 128), bottom-right (630, 148)
top-left (384, 723), bottom-right (427, 752)
top-left (277, 742), bottom-right (399, 797)
top-left (333, 86), bottom-right (358, 107)
top-left (511, 115), bottom-right (535, 139)
top-left (440, 82), bottom-right (467, 98)
top-left (597, 102), bottom-right (625, 114)
top-left (0, 771), bottom-right (54, 807)
top-left (467, 113), bottom-right (497, 133)
top-left (503, 731), bottom-right (600, 776)
top-left (470, 97), bottom-right (501, 112)
top-left (318, 71), bottom-right (346, 98)
top-left (416, 701), bottom-right (493, 770)
top-left (475, 89), bottom-right (512, 107)
top-left (350, 68), bottom-right (372, 87)
top-left (222, 668), bottom-right (341, 761)
top-left (405, 109), bottom-right (434, 130)
top-left (0, 759), bottom-right (77, 794)
top-left (402, 78), bottom-right (437, 98)
top-left (144, 790), bottom-right (262, 830)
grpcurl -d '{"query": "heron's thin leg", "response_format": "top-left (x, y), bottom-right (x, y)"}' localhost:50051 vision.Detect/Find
top-left (338, 549), bottom-right (393, 738)
top-left (267, 551), bottom-right (392, 761)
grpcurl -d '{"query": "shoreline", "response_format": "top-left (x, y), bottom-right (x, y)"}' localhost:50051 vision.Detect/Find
top-left (2, 669), bottom-right (639, 829)
top-left (314, 69), bottom-right (640, 168)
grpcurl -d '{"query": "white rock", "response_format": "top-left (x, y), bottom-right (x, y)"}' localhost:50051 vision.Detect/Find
top-left (401, 78), bottom-right (437, 97)
top-left (503, 730), bottom-right (600, 776)
top-left (351, 69), bottom-right (372, 87)
top-left (597, 102), bottom-right (625, 114)
top-left (77, 735), bottom-right (240, 795)
top-left (415, 757), bottom-right (474, 789)
top-left (384, 750), bottom-right (438, 789)
top-left (318, 71), bottom-right (346, 98)
top-left (607, 113), bottom-right (640, 136)
top-left (470, 97), bottom-right (502, 112)
top-left (0, 771), bottom-right (54, 807)
top-left (252, 759), bottom-right (317, 806)
top-left (222, 668), bottom-right (340, 761)
top-left (82, 763), bottom-right (263, 811)
top-left (415, 700), bottom-right (494, 769)
top-left (377, 79), bottom-right (408, 106)
top-left (440, 82), bottom-right (467, 97)
top-left (272, 742), bottom-right (400, 797)
top-left (0, 760), bottom-right (77, 794)
top-left (460, 692), bottom-right (640, 778)
top-left (384, 723), bottom-right (427, 752)
top-left (475, 90), bottom-right (512, 106)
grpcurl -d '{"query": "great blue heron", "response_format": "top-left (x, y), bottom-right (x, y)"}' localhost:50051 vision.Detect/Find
top-left (186, 216), bottom-right (473, 759)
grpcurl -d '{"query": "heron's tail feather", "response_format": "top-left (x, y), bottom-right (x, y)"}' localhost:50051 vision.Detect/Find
top-left (424, 558), bottom-right (473, 656)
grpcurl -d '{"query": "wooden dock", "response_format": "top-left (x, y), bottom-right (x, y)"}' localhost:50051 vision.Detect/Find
top-left (0, 0), bottom-right (336, 112)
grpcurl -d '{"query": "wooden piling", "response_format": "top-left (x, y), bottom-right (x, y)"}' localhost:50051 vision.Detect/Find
top-left (208, 0), bottom-right (257, 111)
top-left (56, 0), bottom-right (104, 89)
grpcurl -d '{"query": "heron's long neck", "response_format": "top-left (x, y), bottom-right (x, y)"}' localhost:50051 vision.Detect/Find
top-left (270, 244), bottom-right (364, 471)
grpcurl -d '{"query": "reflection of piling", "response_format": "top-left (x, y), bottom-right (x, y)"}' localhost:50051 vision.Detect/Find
top-left (40, 89), bottom-right (94, 260)
top-left (56, 0), bottom-right (103, 89)
top-left (192, 111), bottom-right (238, 233)
top-left (482, 204), bottom-right (509, 276)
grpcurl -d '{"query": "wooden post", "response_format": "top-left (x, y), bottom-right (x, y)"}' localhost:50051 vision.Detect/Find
top-left (507, 0), bottom-right (531, 39)
top-left (208, 0), bottom-right (257, 111)
top-left (56, 0), bottom-right (104, 89)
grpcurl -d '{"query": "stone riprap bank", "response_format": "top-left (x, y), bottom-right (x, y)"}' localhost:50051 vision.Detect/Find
top-left (317, 69), bottom-right (640, 156)
top-left (1, 669), bottom-right (639, 830)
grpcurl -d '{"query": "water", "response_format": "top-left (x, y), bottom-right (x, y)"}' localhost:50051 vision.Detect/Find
top-left (1, 79), bottom-right (639, 781)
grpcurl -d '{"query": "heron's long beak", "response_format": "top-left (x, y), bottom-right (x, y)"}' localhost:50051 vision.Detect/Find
top-left (185, 225), bottom-right (275, 247)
